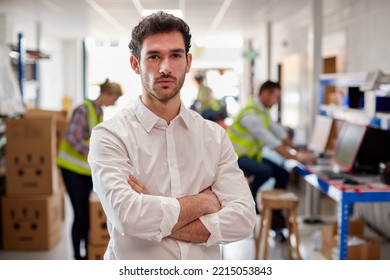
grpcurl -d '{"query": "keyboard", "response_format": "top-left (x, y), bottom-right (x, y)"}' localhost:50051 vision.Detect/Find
top-left (316, 169), bottom-right (345, 180)
top-left (315, 170), bottom-right (361, 185)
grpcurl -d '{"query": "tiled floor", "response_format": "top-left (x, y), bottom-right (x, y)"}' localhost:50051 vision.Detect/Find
top-left (1, 180), bottom-right (389, 260)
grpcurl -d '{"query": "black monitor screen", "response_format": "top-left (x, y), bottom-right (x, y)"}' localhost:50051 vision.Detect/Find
top-left (332, 123), bottom-right (366, 172)
top-left (354, 126), bottom-right (390, 173)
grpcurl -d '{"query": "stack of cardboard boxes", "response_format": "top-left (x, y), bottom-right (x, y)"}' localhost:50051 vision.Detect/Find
top-left (321, 219), bottom-right (381, 260)
top-left (1, 112), bottom-right (67, 250)
top-left (88, 192), bottom-right (109, 260)
top-left (24, 109), bottom-right (68, 220)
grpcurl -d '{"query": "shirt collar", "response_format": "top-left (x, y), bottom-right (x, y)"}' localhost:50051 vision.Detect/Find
top-left (133, 96), bottom-right (190, 133)
top-left (254, 97), bottom-right (266, 113)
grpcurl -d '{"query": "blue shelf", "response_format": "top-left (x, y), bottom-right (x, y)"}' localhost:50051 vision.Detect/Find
top-left (292, 162), bottom-right (390, 260)
top-left (319, 72), bottom-right (366, 107)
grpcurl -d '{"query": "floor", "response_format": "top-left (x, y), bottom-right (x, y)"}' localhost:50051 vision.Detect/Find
top-left (1, 177), bottom-right (389, 260)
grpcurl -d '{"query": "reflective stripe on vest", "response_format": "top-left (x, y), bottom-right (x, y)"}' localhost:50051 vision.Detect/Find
top-left (227, 99), bottom-right (270, 162)
top-left (56, 100), bottom-right (103, 176)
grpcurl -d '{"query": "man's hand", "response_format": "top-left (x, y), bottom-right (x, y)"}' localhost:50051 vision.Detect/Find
top-left (127, 176), bottom-right (221, 242)
top-left (199, 187), bottom-right (221, 214)
top-left (171, 187), bottom-right (221, 242)
top-left (127, 176), bottom-right (150, 195)
top-left (297, 152), bottom-right (316, 164)
top-left (282, 137), bottom-right (295, 149)
top-left (127, 176), bottom-right (220, 214)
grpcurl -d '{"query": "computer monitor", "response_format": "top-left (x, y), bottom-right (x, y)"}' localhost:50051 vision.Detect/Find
top-left (308, 115), bottom-right (334, 156)
top-left (354, 126), bottom-right (390, 174)
top-left (332, 122), bottom-right (366, 173)
top-left (329, 118), bottom-right (345, 150)
top-left (332, 123), bottom-right (390, 174)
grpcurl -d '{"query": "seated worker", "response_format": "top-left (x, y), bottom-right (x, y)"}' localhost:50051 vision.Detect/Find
top-left (227, 80), bottom-right (315, 237)
top-left (194, 73), bottom-right (221, 121)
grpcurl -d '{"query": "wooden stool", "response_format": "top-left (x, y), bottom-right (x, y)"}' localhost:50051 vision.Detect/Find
top-left (255, 189), bottom-right (302, 260)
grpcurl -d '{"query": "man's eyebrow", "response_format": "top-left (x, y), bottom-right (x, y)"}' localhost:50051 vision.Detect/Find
top-left (145, 48), bottom-right (185, 55)
top-left (171, 48), bottom-right (185, 53)
top-left (145, 50), bottom-right (160, 55)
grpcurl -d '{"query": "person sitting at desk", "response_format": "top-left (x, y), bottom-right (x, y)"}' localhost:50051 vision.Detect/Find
top-left (227, 80), bottom-right (315, 236)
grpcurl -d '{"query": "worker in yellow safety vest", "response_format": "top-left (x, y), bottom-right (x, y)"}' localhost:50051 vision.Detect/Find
top-left (227, 80), bottom-right (315, 240)
top-left (57, 79), bottom-right (122, 260)
top-left (193, 72), bottom-right (221, 121)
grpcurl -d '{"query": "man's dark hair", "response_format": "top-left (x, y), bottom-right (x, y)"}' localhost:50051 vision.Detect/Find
top-left (258, 80), bottom-right (281, 95)
top-left (128, 11), bottom-right (192, 59)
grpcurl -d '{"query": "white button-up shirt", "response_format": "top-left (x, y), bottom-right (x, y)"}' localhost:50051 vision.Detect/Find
top-left (88, 97), bottom-right (256, 260)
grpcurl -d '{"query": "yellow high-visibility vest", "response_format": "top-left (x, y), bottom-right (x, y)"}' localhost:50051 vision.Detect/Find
top-left (56, 100), bottom-right (102, 175)
top-left (197, 85), bottom-right (220, 112)
top-left (227, 99), bottom-right (270, 162)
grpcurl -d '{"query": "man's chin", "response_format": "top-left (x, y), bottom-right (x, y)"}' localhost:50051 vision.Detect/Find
top-left (149, 91), bottom-right (179, 103)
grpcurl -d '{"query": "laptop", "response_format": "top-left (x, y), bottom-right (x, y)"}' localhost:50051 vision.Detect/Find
top-left (311, 122), bottom-right (390, 183)
top-left (308, 115), bottom-right (334, 158)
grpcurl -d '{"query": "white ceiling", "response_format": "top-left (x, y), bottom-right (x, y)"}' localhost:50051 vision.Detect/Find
top-left (0, 0), bottom-right (310, 41)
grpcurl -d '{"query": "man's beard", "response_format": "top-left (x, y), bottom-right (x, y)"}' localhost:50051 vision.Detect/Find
top-left (141, 72), bottom-right (186, 104)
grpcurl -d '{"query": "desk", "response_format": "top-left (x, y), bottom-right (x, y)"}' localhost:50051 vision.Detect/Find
top-left (286, 160), bottom-right (390, 260)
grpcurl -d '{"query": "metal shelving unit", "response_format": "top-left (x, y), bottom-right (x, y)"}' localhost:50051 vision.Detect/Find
top-left (319, 72), bottom-right (390, 130)
top-left (13, 33), bottom-right (50, 106)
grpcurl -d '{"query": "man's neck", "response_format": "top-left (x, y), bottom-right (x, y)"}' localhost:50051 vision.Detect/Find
top-left (255, 97), bottom-right (266, 110)
top-left (141, 94), bottom-right (181, 124)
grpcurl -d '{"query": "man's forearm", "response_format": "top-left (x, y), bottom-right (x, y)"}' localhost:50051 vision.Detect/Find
top-left (171, 192), bottom-right (215, 232)
top-left (170, 219), bottom-right (210, 243)
top-left (275, 145), bottom-right (297, 160)
top-left (127, 177), bottom-right (220, 237)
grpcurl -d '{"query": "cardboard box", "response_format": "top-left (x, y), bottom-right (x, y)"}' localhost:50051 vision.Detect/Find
top-left (56, 118), bottom-right (68, 149)
top-left (26, 109), bottom-right (67, 120)
top-left (88, 244), bottom-right (107, 260)
top-left (57, 168), bottom-right (66, 220)
top-left (1, 193), bottom-right (62, 250)
top-left (0, 171), bottom-right (5, 195)
top-left (322, 220), bottom-right (381, 260)
top-left (25, 109), bottom-right (68, 150)
top-left (5, 117), bottom-right (58, 196)
top-left (58, 184), bottom-right (66, 221)
top-left (89, 192), bottom-right (109, 245)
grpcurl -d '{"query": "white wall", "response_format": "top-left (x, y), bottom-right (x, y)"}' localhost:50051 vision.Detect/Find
top-left (38, 36), bottom-right (64, 110)
top-left (267, 0), bottom-right (390, 74)
top-left (341, 0), bottom-right (390, 71)
top-left (62, 39), bottom-right (83, 111)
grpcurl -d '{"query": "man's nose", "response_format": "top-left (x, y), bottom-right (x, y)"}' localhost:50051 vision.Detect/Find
top-left (159, 58), bottom-right (172, 75)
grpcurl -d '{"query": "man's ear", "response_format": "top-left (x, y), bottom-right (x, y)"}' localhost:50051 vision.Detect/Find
top-left (186, 53), bottom-right (192, 73)
top-left (130, 55), bottom-right (140, 74)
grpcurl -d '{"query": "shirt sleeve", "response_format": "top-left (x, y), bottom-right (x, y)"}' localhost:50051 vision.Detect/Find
top-left (65, 105), bottom-right (90, 156)
top-left (199, 130), bottom-right (256, 246)
top-left (88, 124), bottom-right (180, 243)
top-left (240, 113), bottom-right (283, 149)
top-left (269, 119), bottom-right (288, 141)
